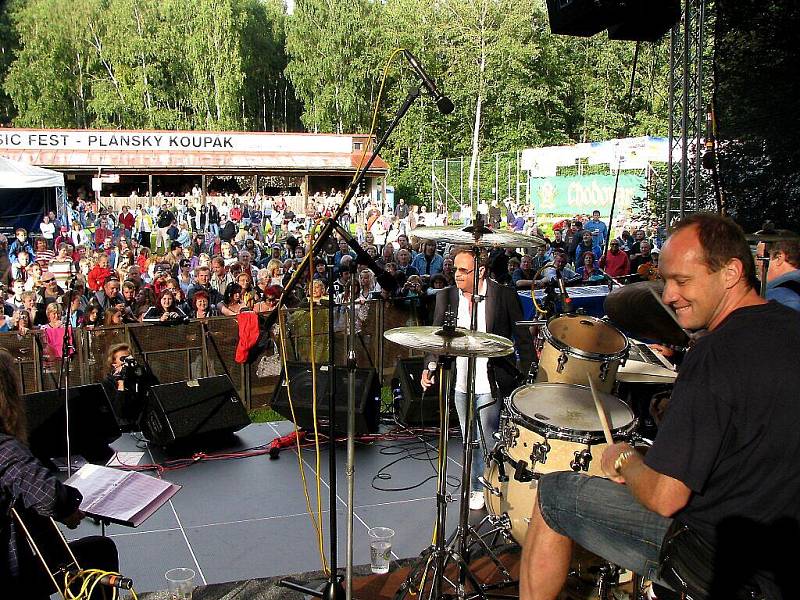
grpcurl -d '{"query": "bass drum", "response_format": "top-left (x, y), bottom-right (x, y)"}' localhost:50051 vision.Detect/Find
top-left (536, 314), bottom-right (629, 393)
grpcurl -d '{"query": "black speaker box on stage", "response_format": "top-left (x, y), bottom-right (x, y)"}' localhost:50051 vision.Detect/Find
top-left (142, 375), bottom-right (250, 448)
top-left (270, 362), bottom-right (380, 435)
top-left (546, 0), bottom-right (679, 41)
top-left (23, 384), bottom-right (121, 463)
top-left (394, 357), bottom-right (459, 429)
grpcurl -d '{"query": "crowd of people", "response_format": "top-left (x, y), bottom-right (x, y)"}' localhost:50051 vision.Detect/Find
top-left (1, 189), bottom-right (797, 350)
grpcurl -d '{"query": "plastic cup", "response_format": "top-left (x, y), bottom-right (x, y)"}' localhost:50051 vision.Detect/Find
top-left (165, 567), bottom-right (196, 600)
top-left (368, 527), bottom-right (394, 574)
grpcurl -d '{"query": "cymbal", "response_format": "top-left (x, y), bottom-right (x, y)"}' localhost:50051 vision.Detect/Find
top-left (384, 326), bottom-right (515, 358)
top-left (411, 226), bottom-right (546, 248)
top-left (603, 281), bottom-right (690, 347)
top-left (745, 229), bottom-right (800, 243)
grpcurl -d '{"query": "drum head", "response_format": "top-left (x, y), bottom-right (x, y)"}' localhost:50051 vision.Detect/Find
top-left (510, 383), bottom-right (634, 434)
top-left (546, 315), bottom-right (628, 357)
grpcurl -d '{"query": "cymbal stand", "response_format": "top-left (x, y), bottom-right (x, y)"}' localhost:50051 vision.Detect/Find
top-left (451, 237), bottom-right (515, 598)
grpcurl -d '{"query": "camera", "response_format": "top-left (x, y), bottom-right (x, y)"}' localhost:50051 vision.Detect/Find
top-left (119, 356), bottom-right (146, 380)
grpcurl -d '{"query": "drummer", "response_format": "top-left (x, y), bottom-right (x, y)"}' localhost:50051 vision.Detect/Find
top-left (421, 247), bottom-right (534, 511)
top-left (520, 213), bottom-right (800, 600)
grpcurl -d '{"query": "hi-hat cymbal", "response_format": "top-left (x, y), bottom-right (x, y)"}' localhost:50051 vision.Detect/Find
top-left (411, 227), bottom-right (546, 248)
top-left (745, 229), bottom-right (800, 243)
top-left (384, 326), bottom-right (514, 358)
top-left (604, 281), bottom-right (690, 348)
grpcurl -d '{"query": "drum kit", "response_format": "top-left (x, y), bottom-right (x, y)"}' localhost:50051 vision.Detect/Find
top-left (382, 222), bottom-right (673, 600)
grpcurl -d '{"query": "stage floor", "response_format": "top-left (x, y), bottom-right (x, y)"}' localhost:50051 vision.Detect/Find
top-left (64, 421), bottom-right (482, 594)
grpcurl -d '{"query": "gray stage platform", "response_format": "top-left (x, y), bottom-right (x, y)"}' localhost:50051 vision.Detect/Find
top-left (64, 421), bottom-right (476, 594)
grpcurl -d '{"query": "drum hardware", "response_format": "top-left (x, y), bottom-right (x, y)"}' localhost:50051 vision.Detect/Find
top-left (570, 448), bottom-right (593, 472)
top-left (477, 476), bottom-right (502, 497)
top-left (599, 361), bottom-right (609, 382)
top-left (513, 459), bottom-right (535, 483)
top-left (556, 351), bottom-right (569, 373)
top-left (531, 440), bottom-right (551, 464)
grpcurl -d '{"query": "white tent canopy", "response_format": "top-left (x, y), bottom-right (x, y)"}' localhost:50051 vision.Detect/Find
top-left (0, 155), bottom-right (64, 189)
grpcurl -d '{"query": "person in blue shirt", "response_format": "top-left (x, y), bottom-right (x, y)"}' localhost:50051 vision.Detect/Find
top-left (410, 240), bottom-right (444, 276)
top-left (574, 231), bottom-right (602, 267)
top-left (759, 239), bottom-right (800, 312)
top-left (583, 210), bottom-right (608, 247)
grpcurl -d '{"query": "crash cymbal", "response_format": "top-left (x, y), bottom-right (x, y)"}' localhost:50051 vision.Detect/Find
top-left (384, 326), bottom-right (515, 358)
top-left (411, 226), bottom-right (546, 248)
top-left (603, 280), bottom-right (690, 348)
top-left (745, 229), bottom-right (800, 243)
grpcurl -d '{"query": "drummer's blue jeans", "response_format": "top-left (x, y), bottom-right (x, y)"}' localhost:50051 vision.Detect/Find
top-left (453, 391), bottom-right (499, 492)
top-left (537, 471), bottom-right (674, 586)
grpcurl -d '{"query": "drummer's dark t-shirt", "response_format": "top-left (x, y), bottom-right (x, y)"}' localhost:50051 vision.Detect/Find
top-left (645, 302), bottom-right (800, 547)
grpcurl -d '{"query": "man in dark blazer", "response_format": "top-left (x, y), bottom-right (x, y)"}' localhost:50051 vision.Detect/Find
top-left (421, 248), bottom-right (534, 510)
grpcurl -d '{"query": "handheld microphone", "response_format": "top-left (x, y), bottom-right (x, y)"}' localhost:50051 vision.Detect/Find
top-left (403, 50), bottom-right (455, 115)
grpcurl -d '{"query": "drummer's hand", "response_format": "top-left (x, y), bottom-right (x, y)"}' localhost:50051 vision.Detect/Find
top-left (601, 442), bottom-right (634, 484)
top-left (421, 369), bottom-right (435, 391)
top-left (648, 344), bottom-right (675, 359)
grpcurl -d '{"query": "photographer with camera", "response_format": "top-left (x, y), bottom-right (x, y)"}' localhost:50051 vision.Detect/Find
top-left (102, 343), bottom-right (148, 432)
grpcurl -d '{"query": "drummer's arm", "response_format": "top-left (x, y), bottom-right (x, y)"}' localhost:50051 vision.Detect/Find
top-left (601, 443), bottom-right (691, 517)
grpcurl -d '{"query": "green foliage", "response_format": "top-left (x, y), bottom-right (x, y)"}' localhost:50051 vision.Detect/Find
top-left (0, 0), bottom-right (674, 205)
top-left (285, 0), bottom-right (383, 134)
top-left (1, 0), bottom-right (300, 131)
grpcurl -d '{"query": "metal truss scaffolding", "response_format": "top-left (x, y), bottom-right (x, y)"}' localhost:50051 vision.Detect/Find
top-left (666, 0), bottom-right (708, 226)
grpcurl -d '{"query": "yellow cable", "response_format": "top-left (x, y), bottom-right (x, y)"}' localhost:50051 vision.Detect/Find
top-left (306, 222), bottom-right (329, 575)
top-left (531, 262), bottom-right (554, 317)
top-left (278, 305), bottom-right (329, 574)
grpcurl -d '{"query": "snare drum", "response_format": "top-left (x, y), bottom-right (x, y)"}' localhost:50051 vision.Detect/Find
top-left (484, 383), bottom-right (636, 544)
top-left (536, 314), bottom-right (629, 393)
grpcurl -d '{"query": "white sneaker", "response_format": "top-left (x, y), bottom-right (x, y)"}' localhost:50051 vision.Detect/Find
top-left (469, 491), bottom-right (485, 511)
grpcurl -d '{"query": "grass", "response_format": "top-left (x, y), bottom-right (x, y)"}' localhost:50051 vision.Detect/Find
top-left (248, 406), bottom-right (285, 423)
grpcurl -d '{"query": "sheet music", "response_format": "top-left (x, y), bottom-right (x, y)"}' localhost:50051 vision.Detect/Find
top-left (66, 464), bottom-right (180, 526)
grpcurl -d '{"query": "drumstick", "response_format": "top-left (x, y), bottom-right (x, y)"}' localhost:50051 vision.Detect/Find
top-left (588, 376), bottom-right (614, 445)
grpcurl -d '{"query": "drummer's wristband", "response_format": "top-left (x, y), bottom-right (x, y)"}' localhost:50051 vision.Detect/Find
top-left (614, 450), bottom-right (637, 475)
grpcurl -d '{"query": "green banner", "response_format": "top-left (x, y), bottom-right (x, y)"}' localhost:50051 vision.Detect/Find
top-left (529, 174), bottom-right (646, 216)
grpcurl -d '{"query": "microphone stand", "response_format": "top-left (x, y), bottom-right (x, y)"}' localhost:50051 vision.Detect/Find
top-left (56, 276), bottom-right (78, 477)
top-left (277, 84), bottom-right (424, 600)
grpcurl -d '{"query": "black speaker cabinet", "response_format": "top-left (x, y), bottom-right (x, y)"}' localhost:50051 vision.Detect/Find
top-left (23, 384), bottom-right (121, 463)
top-left (142, 375), bottom-right (250, 447)
top-left (394, 357), bottom-right (459, 428)
top-left (546, 0), bottom-right (678, 41)
top-left (270, 362), bottom-right (380, 435)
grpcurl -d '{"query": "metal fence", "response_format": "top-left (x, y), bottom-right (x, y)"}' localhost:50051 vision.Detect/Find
top-left (0, 298), bottom-right (427, 410)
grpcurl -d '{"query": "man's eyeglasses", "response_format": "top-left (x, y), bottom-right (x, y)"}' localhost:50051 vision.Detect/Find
top-left (455, 268), bottom-right (474, 276)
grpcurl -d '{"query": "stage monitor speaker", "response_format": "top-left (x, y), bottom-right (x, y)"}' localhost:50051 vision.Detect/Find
top-left (23, 384), bottom-right (121, 463)
top-left (142, 375), bottom-right (250, 447)
top-left (270, 362), bottom-right (380, 436)
top-left (394, 357), bottom-right (459, 428)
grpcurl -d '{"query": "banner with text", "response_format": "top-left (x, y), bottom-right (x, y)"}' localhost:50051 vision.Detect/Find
top-left (0, 129), bottom-right (353, 154)
top-left (529, 174), bottom-right (646, 216)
